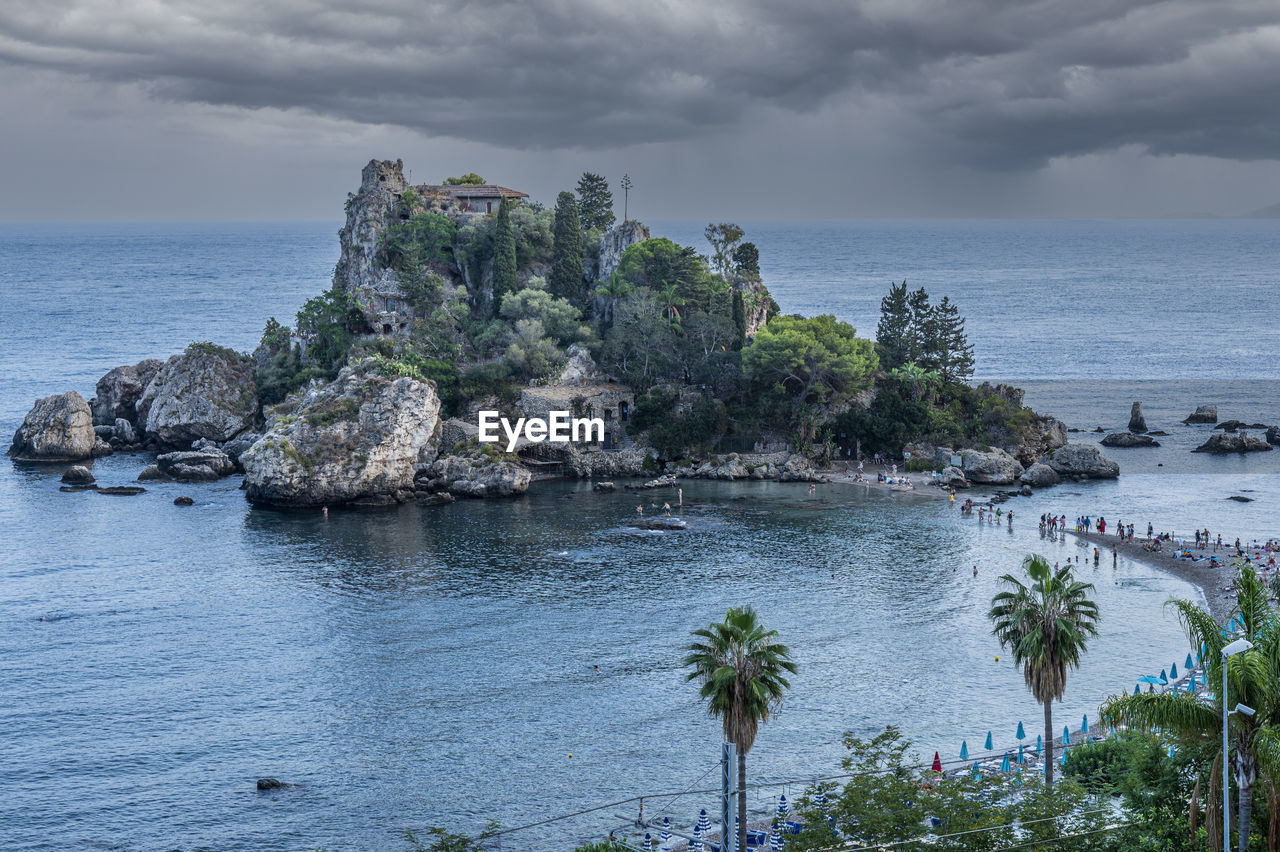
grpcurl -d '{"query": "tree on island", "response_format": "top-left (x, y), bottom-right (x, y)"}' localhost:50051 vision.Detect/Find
top-left (930, 296), bottom-right (975, 383)
top-left (685, 606), bottom-right (797, 852)
top-left (443, 173), bottom-right (486, 185)
top-left (705, 222), bottom-right (745, 278)
top-left (988, 555), bottom-right (1099, 786)
top-left (491, 199), bottom-right (518, 313)
top-left (732, 241), bottom-right (760, 277)
top-left (549, 191), bottom-right (583, 302)
top-left (875, 281), bottom-right (913, 371)
top-left (875, 281), bottom-right (975, 383)
top-left (742, 314), bottom-right (878, 421)
top-left (576, 172), bottom-right (615, 233)
top-left (1100, 565), bottom-right (1280, 852)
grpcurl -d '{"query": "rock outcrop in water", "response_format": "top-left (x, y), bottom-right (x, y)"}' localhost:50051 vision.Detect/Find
top-left (138, 344), bottom-right (257, 447)
top-left (241, 359), bottom-right (441, 506)
top-left (10, 391), bottom-right (96, 460)
top-left (1193, 432), bottom-right (1273, 454)
top-left (1127, 401), bottom-right (1148, 433)
top-left (959, 448), bottom-right (1024, 484)
top-left (1100, 432), bottom-right (1159, 448)
top-left (1183, 405), bottom-right (1218, 424)
top-left (156, 447), bottom-right (237, 482)
top-left (415, 449), bottom-right (530, 497)
top-left (1019, 462), bottom-right (1061, 487)
top-left (92, 359), bottom-right (163, 429)
top-left (1047, 443), bottom-right (1120, 478)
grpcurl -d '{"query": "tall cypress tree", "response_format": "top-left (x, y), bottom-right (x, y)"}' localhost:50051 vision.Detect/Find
top-left (875, 281), bottom-right (912, 370)
top-left (932, 296), bottom-right (975, 383)
top-left (549, 191), bottom-right (584, 302)
top-left (731, 289), bottom-right (748, 349)
top-left (491, 199), bottom-right (518, 313)
top-left (906, 286), bottom-right (933, 367)
top-left (576, 172), bottom-right (615, 232)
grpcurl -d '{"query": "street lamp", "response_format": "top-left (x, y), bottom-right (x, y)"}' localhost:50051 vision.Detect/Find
top-left (1222, 637), bottom-right (1254, 852)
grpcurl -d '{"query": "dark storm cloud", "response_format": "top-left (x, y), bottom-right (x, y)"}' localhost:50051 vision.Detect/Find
top-left (0, 0), bottom-right (1277, 168)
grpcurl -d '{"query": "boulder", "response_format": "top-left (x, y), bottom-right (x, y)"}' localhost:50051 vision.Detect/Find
top-left (1215, 420), bottom-right (1269, 432)
top-left (938, 466), bottom-right (969, 489)
top-left (97, 485), bottom-right (145, 495)
top-left (933, 446), bottom-right (958, 469)
top-left (1019, 462), bottom-right (1062, 487)
top-left (91, 437), bottom-right (114, 457)
top-left (220, 432), bottom-right (262, 468)
top-left (242, 359), bottom-right (442, 506)
top-left (61, 465), bottom-right (95, 484)
top-left (174, 496), bottom-right (194, 506)
top-left (1127, 401), bottom-right (1147, 434)
top-left (1183, 405), bottom-right (1218, 424)
top-left (137, 464), bottom-right (173, 482)
top-left (779, 454), bottom-right (818, 482)
top-left (416, 491), bottom-right (454, 506)
top-left (137, 344), bottom-right (257, 447)
top-left (1193, 433), bottom-right (1273, 454)
top-left (113, 418), bottom-right (136, 444)
top-left (1100, 432), bottom-right (1159, 448)
top-left (416, 452), bottom-right (530, 498)
top-left (959, 448), bottom-right (1024, 485)
top-left (91, 359), bottom-right (163, 427)
top-left (157, 448), bottom-right (236, 480)
top-left (1010, 417), bottom-right (1069, 466)
top-left (1228, 495), bottom-right (1253, 503)
top-left (593, 481), bottom-right (616, 492)
top-left (1267, 427), bottom-right (1280, 446)
top-left (597, 220), bottom-right (651, 283)
top-left (10, 392), bottom-right (96, 460)
top-left (1020, 484), bottom-right (1033, 496)
top-left (1048, 443), bottom-right (1120, 478)
top-left (94, 425), bottom-right (116, 440)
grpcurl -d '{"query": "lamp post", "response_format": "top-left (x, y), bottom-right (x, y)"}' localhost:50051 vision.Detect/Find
top-left (1222, 637), bottom-right (1254, 852)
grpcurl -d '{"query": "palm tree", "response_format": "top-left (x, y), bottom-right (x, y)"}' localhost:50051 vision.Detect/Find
top-left (1101, 565), bottom-right (1280, 852)
top-left (988, 555), bottom-right (1100, 785)
top-left (685, 606), bottom-right (797, 852)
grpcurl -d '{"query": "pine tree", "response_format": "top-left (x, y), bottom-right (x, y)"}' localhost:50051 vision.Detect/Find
top-left (491, 199), bottom-right (518, 313)
top-left (906, 287), bottom-right (933, 366)
top-left (549, 191), bottom-right (584, 302)
top-left (932, 296), bottom-right (975, 383)
top-left (576, 172), bottom-right (615, 232)
top-left (732, 242), bottom-right (760, 277)
top-left (875, 281), bottom-right (912, 371)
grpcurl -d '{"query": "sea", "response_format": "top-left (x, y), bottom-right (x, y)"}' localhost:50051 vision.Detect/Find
top-left (1, 219), bottom-right (1278, 850)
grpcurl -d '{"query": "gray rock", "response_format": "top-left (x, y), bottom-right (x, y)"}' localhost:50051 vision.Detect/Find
top-left (1019, 462), bottom-right (1062, 487)
top-left (593, 481), bottom-right (616, 492)
top-left (1128, 401), bottom-right (1147, 434)
top-left (61, 465), bottom-right (95, 484)
top-left (97, 485), bottom-right (145, 495)
top-left (1215, 420), bottom-right (1268, 432)
top-left (960, 448), bottom-right (1024, 485)
top-left (137, 464), bottom-right (173, 482)
top-left (1183, 405), bottom-right (1218, 424)
top-left (256, 778), bottom-right (285, 791)
top-left (10, 391), bottom-right (96, 460)
top-left (1228, 495), bottom-right (1253, 502)
top-left (1020, 484), bottom-right (1033, 496)
top-left (174, 496), bottom-right (194, 506)
top-left (94, 425), bottom-right (116, 440)
top-left (1193, 433), bottom-right (1273, 454)
top-left (92, 359), bottom-right (163, 427)
top-left (137, 344), bottom-right (257, 447)
top-left (59, 484), bottom-right (99, 492)
top-left (90, 437), bottom-right (114, 457)
top-left (157, 448), bottom-right (236, 478)
top-left (242, 359), bottom-right (442, 506)
top-left (416, 491), bottom-right (455, 506)
top-left (1267, 426), bottom-right (1280, 446)
top-left (220, 432), bottom-right (262, 466)
top-left (418, 453), bottom-right (530, 498)
top-left (938, 466), bottom-right (970, 489)
top-left (597, 220), bottom-right (651, 283)
top-left (1048, 443), bottom-right (1120, 478)
top-left (113, 418), bottom-right (136, 444)
top-left (1100, 432), bottom-right (1159, 448)
top-left (168, 463), bottom-right (219, 482)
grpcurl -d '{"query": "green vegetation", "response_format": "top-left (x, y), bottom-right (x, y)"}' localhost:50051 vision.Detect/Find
top-left (742, 314), bottom-right (878, 422)
top-left (576, 172), bottom-right (615, 233)
top-left (876, 280), bottom-right (975, 383)
top-left (490, 199), bottom-right (518, 312)
top-left (259, 317), bottom-right (291, 352)
top-left (549, 191), bottom-right (583, 301)
top-left (381, 211), bottom-right (458, 271)
top-left (684, 606), bottom-right (797, 852)
top-left (186, 341), bottom-right (247, 362)
top-left (442, 173), bottom-right (486, 186)
top-left (989, 555), bottom-right (1100, 785)
top-left (401, 821), bottom-right (499, 851)
top-left (629, 391), bottom-right (727, 457)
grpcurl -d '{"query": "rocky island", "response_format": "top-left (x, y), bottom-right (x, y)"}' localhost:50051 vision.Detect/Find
top-left (12, 159), bottom-right (1123, 506)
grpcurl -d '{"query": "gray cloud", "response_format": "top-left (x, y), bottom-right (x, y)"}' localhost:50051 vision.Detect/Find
top-left (1, 0), bottom-right (1278, 170)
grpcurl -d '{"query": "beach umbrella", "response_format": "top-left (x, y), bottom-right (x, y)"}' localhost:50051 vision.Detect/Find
top-left (1081, 715), bottom-right (1089, 735)
top-left (693, 809), bottom-right (709, 852)
top-left (984, 731), bottom-right (994, 751)
top-left (1060, 747), bottom-right (1068, 766)
top-left (1170, 662), bottom-right (1179, 680)
top-left (1134, 683), bottom-right (1141, 695)
top-left (645, 832), bottom-right (654, 850)
top-left (960, 741), bottom-right (969, 761)
top-left (777, 794), bottom-right (789, 819)
top-left (660, 817), bottom-right (672, 852)
top-left (770, 826), bottom-right (783, 851)
top-left (1017, 744), bottom-right (1025, 764)
top-left (1062, 725), bottom-right (1071, 745)
top-left (1000, 753), bottom-right (1011, 772)
top-left (814, 788), bottom-right (828, 811)
top-left (931, 752), bottom-right (943, 772)
top-left (1159, 669), bottom-right (1168, 685)
top-left (1016, 722), bottom-right (1026, 741)
top-left (971, 761), bottom-right (980, 778)
top-left (1186, 653), bottom-right (1195, 670)
top-left (1036, 734), bottom-right (1043, 754)
top-left (1169, 744), bottom-right (1176, 759)
top-left (1200, 643), bottom-right (1206, 664)
top-left (1190, 673), bottom-right (1197, 691)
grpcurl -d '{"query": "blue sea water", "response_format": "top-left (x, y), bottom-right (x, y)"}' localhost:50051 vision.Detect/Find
top-left (1, 219), bottom-right (1278, 850)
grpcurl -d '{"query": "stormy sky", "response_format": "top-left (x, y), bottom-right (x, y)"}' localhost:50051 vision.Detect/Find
top-left (2, 0), bottom-right (1278, 220)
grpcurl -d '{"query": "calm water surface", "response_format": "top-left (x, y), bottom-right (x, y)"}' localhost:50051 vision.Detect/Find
top-left (1, 220), bottom-right (1277, 849)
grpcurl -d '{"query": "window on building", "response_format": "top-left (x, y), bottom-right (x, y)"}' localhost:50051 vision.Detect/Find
top-left (386, 298), bottom-right (397, 312)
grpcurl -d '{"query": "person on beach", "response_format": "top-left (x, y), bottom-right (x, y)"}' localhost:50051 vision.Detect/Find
top-left (636, 505), bottom-right (643, 516)
top-left (1094, 547), bottom-right (1100, 566)
top-left (662, 502), bottom-right (671, 516)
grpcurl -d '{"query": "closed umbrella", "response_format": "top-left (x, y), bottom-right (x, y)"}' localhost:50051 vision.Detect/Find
top-left (1000, 753), bottom-right (1011, 772)
top-left (1060, 747), bottom-right (1068, 766)
top-left (693, 808), bottom-right (709, 852)
top-left (1017, 744), bottom-right (1025, 764)
top-left (1134, 683), bottom-right (1141, 695)
top-left (1190, 673), bottom-right (1198, 691)
top-left (660, 817), bottom-right (672, 852)
top-left (1186, 653), bottom-right (1195, 670)
top-left (777, 794), bottom-right (789, 819)
top-left (960, 741), bottom-right (969, 761)
top-left (984, 731), bottom-right (994, 751)
top-left (645, 832), bottom-right (654, 850)
top-left (931, 752), bottom-right (942, 772)
top-left (770, 826), bottom-right (783, 851)
top-left (1062, 725), bottom-right (1071, 745)
top-left (814, 788), bottom-right (828, 811)
top-left (1036, 734), bottom-right (1043, 754)
top-left (1081, 715), bottom-right (1089, 735)
top-left (971, 761), bottom-right (980, 778)
top-left (1170, 662), bottom-right (1179, 680)
top-left (1016, 722), bottom-right (1026, 741)
top-left (1159, 669), bottom-right (1168, 685)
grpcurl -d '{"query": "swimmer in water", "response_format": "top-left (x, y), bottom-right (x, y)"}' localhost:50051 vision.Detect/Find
top-left (662, 502), bottom-right (671, 516)
top-left (973, 565), bottom-right (978, 576)
top-left (636, 505), bottom-right (643, 516)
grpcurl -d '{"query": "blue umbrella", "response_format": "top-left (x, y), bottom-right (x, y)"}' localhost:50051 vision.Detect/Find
top-left (1138, 675), bottom-right (1163, 684)
top-left (776, 794), bottom-right (789, 819)
top-left (814, 789), bottom-right (827, 811)
top-left (1081, 714), bottom-right (1089, 734)
top-left (661, 817), bottom-right (672, 852)
top-left (1169, 744), bottom-right (1176, 759)
top-left (1060, 747), bottom-right (1068, 766)
top-left (645, 832), bottom-right (654, 850)
top-left (1000, 753), bottom-right (1011, 772)
top-left (1016, 721), bottom-right (1026, 740)
top-left (1017, 744), bottom-right (1025, 764)
top-left (960, 741), bottom-right (969, 760)
top-left (1190, 673), bottom-right (1198, 691)
top-left (1134, 683), bottom-right (1141, 695)
top-left (1170, 662), bottom-right (1179, 680)
top-left (1159, 669), bottom-right (1168, 685)
top-left (1036, 734), bottom-right (1043, 754)
top-left (984, 731), bottom-right (994, 751)
top-left (770, 826), bottom-right (783, 851)
top-left (1062, 725), bottom-right (1071, 745)
top-left (693, 809), bottom-right (709, 852)
top-left (971, 761), bottom-right (980, 778)
top-left (1186, 653), bottom-right (1195, 670)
